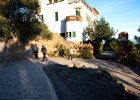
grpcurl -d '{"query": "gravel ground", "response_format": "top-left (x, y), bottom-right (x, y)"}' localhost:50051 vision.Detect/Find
top-left (43, 61), bottom-right (138, 100)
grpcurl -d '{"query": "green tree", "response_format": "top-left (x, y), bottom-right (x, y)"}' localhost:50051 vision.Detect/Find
top-left (138, 26), bottom-right (140, 32)
top-left (134, 35), bottom-right (140, 54)
top-left (0, 0), bottom-right (52, 42)
top-left (103, 37), bottom-right (118, 52)
top-left (85, 17), bottom-right (117, 54)
top-left (134, 35), bottom-right (140, 45)
top-left (134, 26), bottom-right (140, 51)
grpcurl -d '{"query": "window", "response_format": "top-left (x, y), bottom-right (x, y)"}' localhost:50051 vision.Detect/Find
top-left (39, 15), bottom-right (44, 23)
top-left (85, 14), bottom-right (91, 23)
top-left (55, 12), bottom-right (58, 21)
top-left (85, 14), bottom-right (88, 21)
top-left (89, 16), bottom-right (91, 22)
top-left (60, 33), bottom-right (65, 37)
top-left (67, 32), bottom-right (76, 38)
top-left (68, 32), bottom-right (71, 38)
top-left (72, 32), bottom-right (76, 37)
top-left (76, 9), bottom-right (80, 16)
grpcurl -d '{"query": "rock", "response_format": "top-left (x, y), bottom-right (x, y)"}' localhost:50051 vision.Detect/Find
top-left (76, 65), bottom-right (83, 68)
top-left (68, 64), bottom-right (74, 67)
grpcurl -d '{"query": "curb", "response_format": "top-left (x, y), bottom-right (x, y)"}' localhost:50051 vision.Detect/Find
top-left (40, 66), bottom-right (58, 100)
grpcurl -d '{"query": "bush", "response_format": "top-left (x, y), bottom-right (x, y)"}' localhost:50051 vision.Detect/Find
top-left (128, 40), bottom-right (134, 47)
top-left (103, 41), bottom-right (112, 51)
top-left (97, 41), bottom-right (103, 54)
top-left (128, 53), bottom-right (140, 61)
top-left (58, 45), bottom-right (67, 57)
top-left (81, 47), bottom-right (93, 58)
top-left (103, 38), bottom-right (118, 52)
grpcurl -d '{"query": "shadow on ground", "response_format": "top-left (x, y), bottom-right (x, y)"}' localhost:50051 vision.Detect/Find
top-left (43, 60), bottom-right (138, 100)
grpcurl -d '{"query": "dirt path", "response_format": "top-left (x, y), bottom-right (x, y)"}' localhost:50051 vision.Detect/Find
top-left (48, 57), bottom-right (140, 97)
top-left (93, 59), bottom-right (140, 97)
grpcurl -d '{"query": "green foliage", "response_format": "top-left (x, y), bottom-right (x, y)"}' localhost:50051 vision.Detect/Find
top-left (128, 39), bottom-right (139, 56)
top-left (128, 39), bottom-right (134, 47)
top-left (37, 23), bottom-right (53, 40)
top-left (103, 38), bottom-right (118, 51)
top-left (58, 45), bottom-right (67, 57)
top-left (134, 45), bottom-right (140, 55)
top-left (85, 17), bottom-right (117, 54)
top-left (80, 47), bottom-right (93, 58)
top-left (0, 0), bottom-right (52, 42)
top-left (96, 41), bottom-right (103, 54)
top-left (85, 17), bottom-right (117, 41)
top-left (138, 26), bottom-right (140, 32)
top-left (134, 35), bottom-right (140, 55)
top-left (128, 53), bottom-right (140, 61)
top-left (134, 35), bottom-right (140, 45)
top-left (98, 66), bottom-right (120, 83)
top-left (98, 66), bottom-right (108, 73)
top-left (0, 17), bottom-right (13, 39)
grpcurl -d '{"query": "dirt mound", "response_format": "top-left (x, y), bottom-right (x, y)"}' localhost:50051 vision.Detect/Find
top-left (43, 64), bottom-right (138, 100)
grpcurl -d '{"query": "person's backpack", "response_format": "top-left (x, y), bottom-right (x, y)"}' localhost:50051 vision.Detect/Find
top-left (34, 46), bottom-right (38, 53)
top-left (44, 47), bottom-right (47, 54)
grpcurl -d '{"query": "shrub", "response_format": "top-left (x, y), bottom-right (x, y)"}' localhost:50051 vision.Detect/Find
top-left (128, 53), bottom-right (140, 61)
top-left (58, 45), bottom-right (67, 57)
top-left (97, 41), bottom-right (103, 54)
top-left (104, 38), bottom-right (118, 52)
top-left (81, 47), bottom-right (93, 58)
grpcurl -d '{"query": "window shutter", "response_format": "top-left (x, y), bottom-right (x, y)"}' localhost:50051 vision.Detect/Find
top-left (55, 12), bottom-right (58, 21)
top-left (41, 15), bottom-right (44, 22)
top-left (68, 32), bottom-right (71, 37)
top-left (78, 11), bottom-right (80, 16)
top-left (86, 15), bottom-right (88, 22)
top-left (69, 32), bottom-right (71, 37)
top-left (68, 32), bottom-right (70, 37)
top-left (72, 32), bottom-right (74, 37)
top-left (72, 32), bottom-right (76, 37)
top-left (76, 10), bottom-right (79, 16)
top-left (74, 32), bottom-right (76, 37)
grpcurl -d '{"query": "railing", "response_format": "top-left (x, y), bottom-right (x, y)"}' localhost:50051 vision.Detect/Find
top-left (66, 15), bottom-right (82, 22)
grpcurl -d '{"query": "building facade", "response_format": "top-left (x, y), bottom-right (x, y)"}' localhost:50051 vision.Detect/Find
top-left (39, 0), bottom-right (99, 42)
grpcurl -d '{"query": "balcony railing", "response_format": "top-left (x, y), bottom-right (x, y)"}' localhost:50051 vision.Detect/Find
top-left (66, 16), bottom-right (82, 22)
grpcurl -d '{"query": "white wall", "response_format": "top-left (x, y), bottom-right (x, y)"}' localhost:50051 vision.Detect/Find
top-left (66, 21), bottom-right (83, 42)
top-left (39, 0), bottom-right (98, 41)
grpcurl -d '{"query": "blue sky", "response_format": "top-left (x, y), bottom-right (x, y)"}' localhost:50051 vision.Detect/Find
top-left (86, 0), bottom-right (140, 42)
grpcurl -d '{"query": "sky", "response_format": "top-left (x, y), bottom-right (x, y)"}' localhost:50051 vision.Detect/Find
top-left (86, 0), bottom-right (140, 43)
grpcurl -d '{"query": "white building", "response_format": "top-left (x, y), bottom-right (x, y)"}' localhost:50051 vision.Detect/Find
top-left (39, 0), bottom-right (99, 42)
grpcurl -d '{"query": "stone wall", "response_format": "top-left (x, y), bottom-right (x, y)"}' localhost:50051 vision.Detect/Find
top-left (0, 38), bottom-right (31, 61)
top-left (0, 33), bottom-right (94, 62)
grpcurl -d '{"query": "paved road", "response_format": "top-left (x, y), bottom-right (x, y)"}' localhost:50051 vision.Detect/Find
top-left (0, 59), bottom-right (57, 100)
top-left (0, 57), bottom-right (139, 99)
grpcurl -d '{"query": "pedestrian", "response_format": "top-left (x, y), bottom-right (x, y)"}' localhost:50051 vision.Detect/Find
top-left (33, 44), bottom-right (39, 61)
top-left (41, 45), bottom-right (48, 62)
top-left (68, 47), bottom-right (74, 60)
